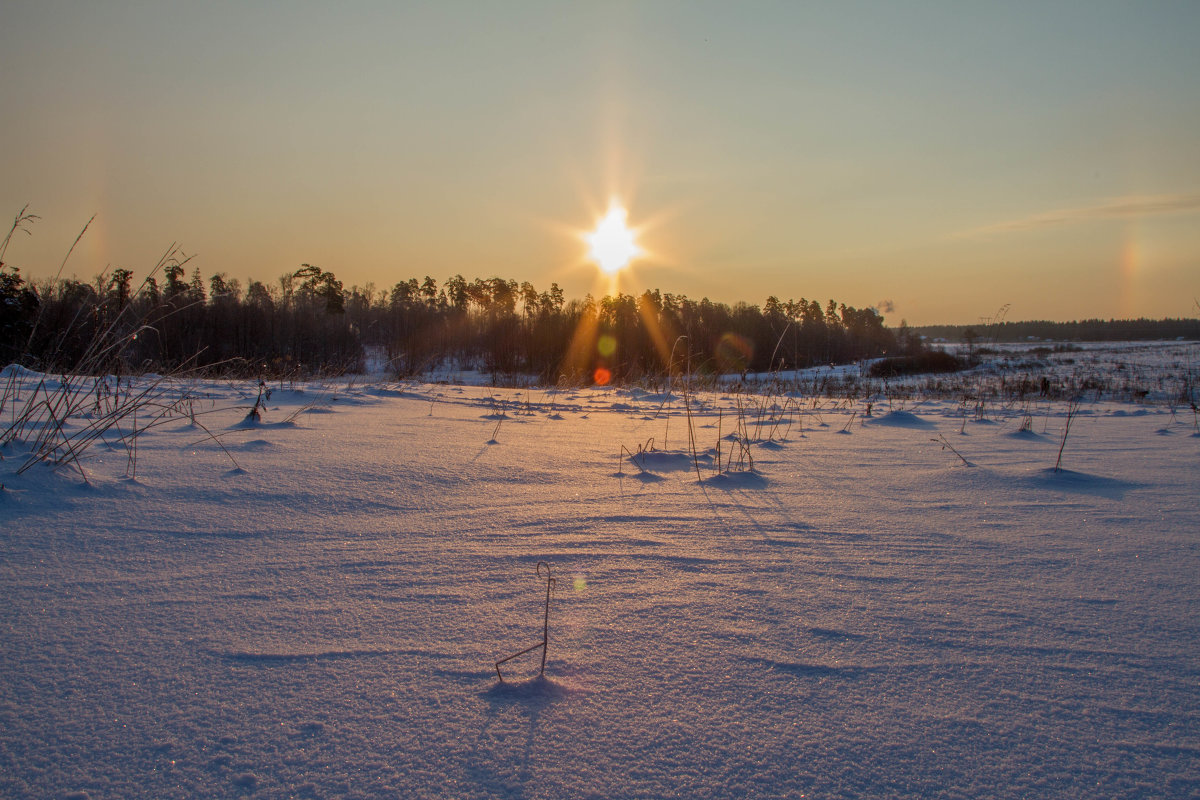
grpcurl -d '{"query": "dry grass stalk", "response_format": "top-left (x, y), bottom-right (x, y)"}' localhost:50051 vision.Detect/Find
top-left (932, 434), bottom-right (972, 467)
top-left (1053, 399), bottom-right (1081, 472)
top-left (494, 561), bottom-right (556, 683)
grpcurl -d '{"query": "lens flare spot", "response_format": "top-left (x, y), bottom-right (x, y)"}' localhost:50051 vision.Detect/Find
top-left (593, 367), bottom-right (612, 386)
top-left (597, 334), bottom-right (617, 358)
top-left (716, 332), bottom-right (754, 373)
top-left (573, 575), bottom-right (587, 592)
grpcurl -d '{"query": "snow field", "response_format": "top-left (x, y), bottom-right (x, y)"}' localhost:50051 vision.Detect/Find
top-left (2, 368), bottom-right (1199, 799)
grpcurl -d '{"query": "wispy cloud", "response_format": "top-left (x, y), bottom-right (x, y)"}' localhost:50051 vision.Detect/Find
top-left (962, 194), bottom-right (1200, 237)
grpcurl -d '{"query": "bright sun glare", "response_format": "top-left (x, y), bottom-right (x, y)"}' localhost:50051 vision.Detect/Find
top-left (586, 205), bottom-right (639, 275)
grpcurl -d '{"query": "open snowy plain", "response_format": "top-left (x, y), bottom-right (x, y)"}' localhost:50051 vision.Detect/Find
top-left (2, 342), bottom-right (1198, 799)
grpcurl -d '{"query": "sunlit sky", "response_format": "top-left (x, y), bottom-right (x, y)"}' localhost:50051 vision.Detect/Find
top-left (2, 1), bottom-right (1198, 324)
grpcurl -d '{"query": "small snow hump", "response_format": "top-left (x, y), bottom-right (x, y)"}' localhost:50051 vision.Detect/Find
top-left (866, 410), bottom-right (935, 429)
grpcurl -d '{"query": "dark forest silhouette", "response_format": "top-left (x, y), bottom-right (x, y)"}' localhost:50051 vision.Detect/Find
top-left (4, 252), bottom-right (1193, 383)
top-left (1, 258), bottom-right (911, 381)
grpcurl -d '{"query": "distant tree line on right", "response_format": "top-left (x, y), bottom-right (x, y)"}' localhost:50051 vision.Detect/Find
top-left (915, 318), bottom-right (1200, 345)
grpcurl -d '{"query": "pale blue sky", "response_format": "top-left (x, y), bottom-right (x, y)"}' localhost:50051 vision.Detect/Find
top-left (2, 1), bottom-right (1197, 323)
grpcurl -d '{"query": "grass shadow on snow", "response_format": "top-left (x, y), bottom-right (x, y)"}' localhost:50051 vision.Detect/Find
top-left (703, 471), bottom-right (768, 489)
top-left (228, 417), bottom-right (301, 431)
top-left (1028, 468), bottom-right (1141, 500)
top-left (482, 675), bottom-right (571, 705)
top-left (629, 449), bottom-right (710, 472)
top-left (613, 470), bottom-right (666, 483)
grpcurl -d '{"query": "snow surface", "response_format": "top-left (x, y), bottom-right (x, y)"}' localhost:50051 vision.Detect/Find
top-left (2, 355), bottom-right (1199, 799)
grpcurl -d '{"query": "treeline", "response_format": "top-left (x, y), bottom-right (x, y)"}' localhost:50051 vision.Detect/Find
top-left (1, 260), bottom-right (913, 382)
top-left (915, 318), bottom-right (1200, 344)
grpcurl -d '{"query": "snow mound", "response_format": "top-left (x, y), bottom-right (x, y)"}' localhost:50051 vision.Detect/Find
top-left (0, 363), bottom-right (43, 380)
top-left (867, 410), bottom-right (935, 428)
top-left (628, 449), bottom-right (710, 472)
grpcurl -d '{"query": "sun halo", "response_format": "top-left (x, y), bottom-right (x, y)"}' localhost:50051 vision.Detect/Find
top-left (586, 205), bottom-right (639, 275)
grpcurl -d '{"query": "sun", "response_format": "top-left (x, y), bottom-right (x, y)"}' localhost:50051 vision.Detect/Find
top-left (586, 205), bottom-right (639, 275)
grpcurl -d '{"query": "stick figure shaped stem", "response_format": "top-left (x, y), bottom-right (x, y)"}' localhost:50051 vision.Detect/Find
top-left (494, 561), bottom-right (557, 682)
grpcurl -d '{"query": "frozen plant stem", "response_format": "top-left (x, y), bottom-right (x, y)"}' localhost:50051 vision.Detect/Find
top-left (658, 336), bottom-right (689, 452)
top-left (618, 443), bottom-right (648, 475)
top-left (674, 337), bottom-right (703, 483)
top-left (715, 409), bottom-right (723, 475)
top-left (494, 561), bottom-right (557, 682)
top-left (932, 434), bottom-right (971, 467)
top-left (1054, 399), bottom-right (1080, 472)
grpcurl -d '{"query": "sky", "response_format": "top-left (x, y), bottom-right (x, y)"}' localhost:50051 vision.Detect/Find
top-left (2, 1), bottom-right (1198, 325)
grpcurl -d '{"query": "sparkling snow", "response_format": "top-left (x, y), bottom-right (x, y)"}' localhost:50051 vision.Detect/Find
top-left (2, 347), bottom-right (1198, 799)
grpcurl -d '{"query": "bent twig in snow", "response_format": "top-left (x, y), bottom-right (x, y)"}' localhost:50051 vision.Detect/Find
top-left (494, 561), bottom-right (556, 682)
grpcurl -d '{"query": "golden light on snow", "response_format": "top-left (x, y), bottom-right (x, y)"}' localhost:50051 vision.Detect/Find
top-left (585, 204), bottom-right (639, 275)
